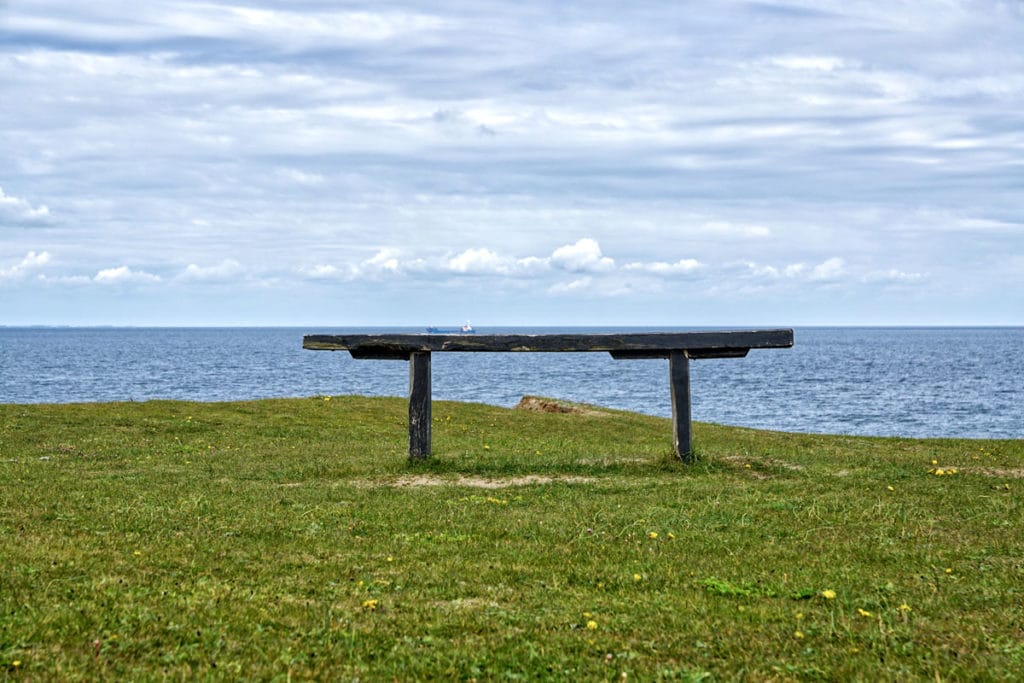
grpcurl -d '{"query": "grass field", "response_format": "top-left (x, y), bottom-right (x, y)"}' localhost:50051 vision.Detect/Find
top-left (2, 395), bottom-right (1022, 680)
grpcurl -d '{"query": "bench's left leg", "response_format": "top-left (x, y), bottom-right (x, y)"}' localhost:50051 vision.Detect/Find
top-left (408, 351), bottom-right (432, 459)
top-left (669, 350), bottom-right (694, 462)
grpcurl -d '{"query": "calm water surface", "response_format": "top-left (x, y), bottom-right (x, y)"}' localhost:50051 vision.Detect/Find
top-left (1, 327), bottom-right (1020, 439)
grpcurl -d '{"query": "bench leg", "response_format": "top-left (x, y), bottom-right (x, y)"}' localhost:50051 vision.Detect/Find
top-left (408, 351), bottom-right (432, 459)
top-left (669, 350), bottom-right (694, 462)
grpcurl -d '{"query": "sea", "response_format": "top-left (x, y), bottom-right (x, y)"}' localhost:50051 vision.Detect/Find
top-left (1, 327), bottom-right (1021, 440)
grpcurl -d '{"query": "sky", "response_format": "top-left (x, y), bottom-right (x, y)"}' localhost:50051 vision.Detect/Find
top-left (1, 0), bottom-right (1022, 326)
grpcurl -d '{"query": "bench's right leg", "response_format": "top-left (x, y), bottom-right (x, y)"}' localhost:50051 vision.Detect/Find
top-left (408, 351), bottom-right (432, 459)
top-left (669, 350), bottom-right (694, 462)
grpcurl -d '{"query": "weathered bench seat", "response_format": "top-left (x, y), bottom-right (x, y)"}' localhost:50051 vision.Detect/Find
top-left (303, 330), bottom-right (793, 462)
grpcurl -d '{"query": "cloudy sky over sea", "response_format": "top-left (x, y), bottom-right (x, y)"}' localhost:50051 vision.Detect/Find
top-left (2, 1), bottom-right (1022, 326)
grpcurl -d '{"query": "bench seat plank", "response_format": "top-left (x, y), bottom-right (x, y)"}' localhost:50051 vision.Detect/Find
top-left (303, 330), bottom-right (793, 358)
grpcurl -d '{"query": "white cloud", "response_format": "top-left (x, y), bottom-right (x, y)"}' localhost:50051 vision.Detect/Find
top-left (300, 239), bottom-right (687, 285)
top-left (447, 247), bottom-right (511, 274)
top-left (0, 186), bottom-right (51, 224)
top-left (276, 168), bottom-right (326, 186)
top-left (701, 221), bottom-right (772, 238)
top-left (179, 259), bottom-right (243, 282)
top-left (743, 262), bottom-right (779, 278)
top-left (951, 217), bottom-right (1023, 232)
top-left (311, 249), bottom-right (402, 282)
top-left (623, 258), bottom-right (702, 275)
top-left (362, 248), bottom-right (400, 272)
top-left (548, 277), bottom-right (592, 294)
top-left (809, 257), bottom-right (845, 281)
top-left (301, 249), bottom-right (422, 282)
top-left (742, 259), bottom-right (838, 281)
top-left (297, 241), bottom-right (853, 298)
top-left (6, 6), bottom-right (446, 49)
top-left (769, 55), bottom-right (847, 72)
top-left (304, 264), bottom-right (347, 279)
top-left (863, 269), bottom-right (926, 284)
top-left (515, 256), bottom-right (549, 272)
top-left (93, 266), bottom-right (161, 284)
top-left (218, 7), bottom-right (446, 46)
top-left (442, 239), bottom-right (619, 277)
top-left (550, 238), bottom-right (614, 272)
top-left (0, 250), bottom-right (51, 280)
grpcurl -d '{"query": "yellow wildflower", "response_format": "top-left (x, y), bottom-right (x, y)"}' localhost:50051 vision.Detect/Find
top-left (12, 661), bottom-right (21, 668)
top-left (386, 556), bottom-right (393, 563)
top-left (945, 567), bottom-right (953, 574)
top-left (794, 630), bottom-right (804, 639)
top-left (667, 532), bottom-right (675, 540)
top-left (899, 603), bottom-right (911, 612)
top-left (931, 459), bottom-right (938, 465)
top-left (857, 608), bottom-right (872, 617)
top-left (633, 573), bottom-right (642, 582)
top-left (648, 532), bottom-right (658, 539)
top-left (586, 620), bottom-right (598, 630)
top-left (821, 589), bottom-right (836, 600)
top-left (935, 469), bottom-right (945, 476)
top-left (362, 599), bottom-right (379, 611)
top-left (887, 485), bottom-right (895, 491)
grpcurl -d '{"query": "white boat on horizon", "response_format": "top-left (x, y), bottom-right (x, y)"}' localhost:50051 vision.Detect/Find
top-left (425, 322), bottom-right (475, 334)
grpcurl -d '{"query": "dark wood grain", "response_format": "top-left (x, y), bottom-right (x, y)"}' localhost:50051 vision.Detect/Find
top-left (609, 348), bottom-right (751, 360)
top-left (408, 351), bottom-right (431, 459)
top-left (304, 330), bottom-right (793, 357)
top-left (669, 351), bottom-right (693, 462)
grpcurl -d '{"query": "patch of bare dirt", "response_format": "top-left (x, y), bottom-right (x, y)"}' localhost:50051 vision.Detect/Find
top-left (962, 467), bottom-right (1024, 479)
top-left (374, 474), bottom-right (595, 489)
top-left (436, 597), bottom-right (500, 611)
top-left (53, 443), bottom-right (93, 458)
top-left (577, 456), bottom-right (649, 465)
top-left (514, 396), bottom-right (609, 416)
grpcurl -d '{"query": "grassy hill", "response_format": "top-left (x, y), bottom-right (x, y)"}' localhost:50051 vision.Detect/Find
top-left (1, 396), bottom-right (1022, 680)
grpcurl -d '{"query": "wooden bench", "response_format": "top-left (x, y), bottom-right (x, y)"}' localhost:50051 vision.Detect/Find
top-left (303, 330), bottom-right (793, 462)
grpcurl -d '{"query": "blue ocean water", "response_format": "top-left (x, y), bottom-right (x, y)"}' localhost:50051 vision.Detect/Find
top-left (0, 327), bottom-right (1021, 439)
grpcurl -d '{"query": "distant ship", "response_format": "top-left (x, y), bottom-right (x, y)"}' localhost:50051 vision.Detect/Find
top-left (426, 322), bottom-right (475, 334)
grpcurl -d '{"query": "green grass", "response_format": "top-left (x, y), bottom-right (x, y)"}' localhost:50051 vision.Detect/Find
top-left (1, 395), bottom-right (1022, 680)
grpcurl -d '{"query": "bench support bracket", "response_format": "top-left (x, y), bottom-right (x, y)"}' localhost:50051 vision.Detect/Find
top-left (408, 351), bottom-right (432, 459)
